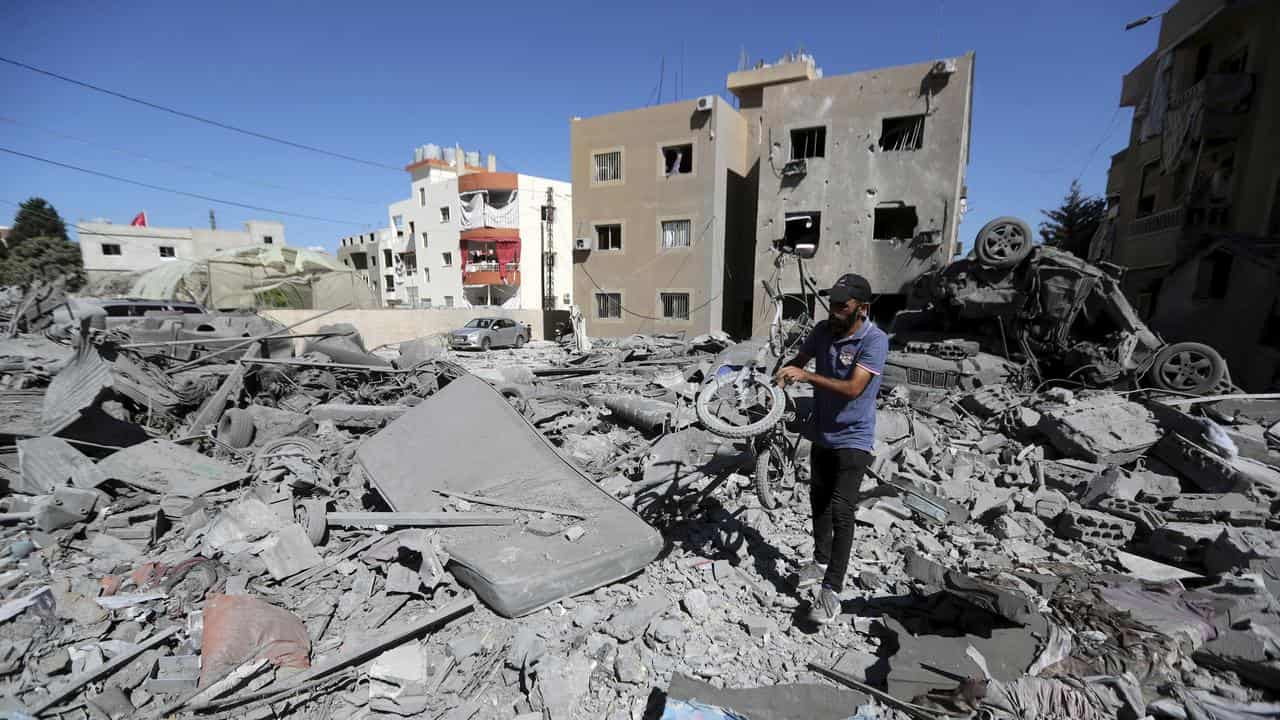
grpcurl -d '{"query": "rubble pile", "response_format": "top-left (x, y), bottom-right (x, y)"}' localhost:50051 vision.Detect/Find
top-left (0, 291), bottom-right (1278, 719)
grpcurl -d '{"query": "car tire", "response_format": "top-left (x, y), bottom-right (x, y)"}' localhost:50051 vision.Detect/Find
top-left (481, 337), bottom-right (491, 351)
top-left (974, 216), bottom-right (1033, 269)
top-left (515, 335), bottom-right (526, 349)
top-left (217, 408), bottom-right (256, 448)
top-left (1149, 341), bottom-right (1226, 395)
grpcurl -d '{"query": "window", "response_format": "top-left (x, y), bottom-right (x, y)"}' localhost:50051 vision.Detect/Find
top-left (441, 252), bottom-right (453, 267)
top-left (790, 126), bottom-right (826, 160)
top-left (662, 144), bottom-right (693, 175)
top-left (1137, 162), bottom-right (1159, 218)
top-left (595, 224), bottom-right (622, 251)
top-left (393, 215), bottom-right (404, 230)
top-left (595, 292), bottom-right (622, 319)
top-left (101, 243), bottom-right (121, 256)
top-left (660, 292), bottom-right (690, 320)
top-left (350, 253), bottom-right (368, 270)
top-left (879, 115), bottom-right (925, 151)
top-left (1193, 251), bottom-right (1233, 300)
top-left (158, 246), bottom-right (175, 258)
top-left (783, 212), bottom-right (821, 255)
top-left (424, 267), bottom-right (430, 281)
top-left (422, 232), bottom-right (429, 247)
top-left (592, 151), bottom-right (622, 183)
top-left (1193, 44), bottom-right (1213, 84)
top-left (439, 207), bottom-right (450, 223)
top-left (419, 188), bottom-right (426, 207)
top-left (385, 274), bottom-right (395, 292)
top-left (383, 249), bottom-right (393, 266)
top-left (424, 297), bottom-right (432, 308)
top-left (661, 219), bottom-right (692, 248)
top-left (263, 235), bottom-right (274, 245)
top-left (873, 206), bottom-right (919, 240)
top-left (444, 295), bottom-right (454, 308)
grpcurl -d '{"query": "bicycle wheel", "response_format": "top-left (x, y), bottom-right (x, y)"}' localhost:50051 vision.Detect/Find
top-left (754, 442), bottom-right (793, 509)
top-left (695, 371), bottom-right (786, 439)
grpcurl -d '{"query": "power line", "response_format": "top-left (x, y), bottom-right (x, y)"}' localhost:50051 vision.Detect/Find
top-left (0, 116), bottom-right (380, 207)
top-left (0, 55), bottom-right (402, 173)
top-left (0, 147), bottom-right (366, 226)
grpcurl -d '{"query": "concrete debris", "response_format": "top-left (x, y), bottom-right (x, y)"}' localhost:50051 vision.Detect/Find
top-left (0, 286), bottom-right (1274, 718)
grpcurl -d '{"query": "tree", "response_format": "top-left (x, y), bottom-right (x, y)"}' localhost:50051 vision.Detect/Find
top-left (5, 197), bottom-right (70, 249)
top-left (1039, 181), bottom-right (1106, 257)
top-left (0, 236), bottom-right (86, 291)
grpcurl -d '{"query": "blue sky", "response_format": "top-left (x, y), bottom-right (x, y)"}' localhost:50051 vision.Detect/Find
top-left (0, 0), bottom-right (1165, 253)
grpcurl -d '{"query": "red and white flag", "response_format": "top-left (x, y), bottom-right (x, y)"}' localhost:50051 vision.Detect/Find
top-left (130, 211), bottom-right (148, 227)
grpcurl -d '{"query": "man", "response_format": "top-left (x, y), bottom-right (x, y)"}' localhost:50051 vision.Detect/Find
top-left (775, 273), bottom-right (888, 624)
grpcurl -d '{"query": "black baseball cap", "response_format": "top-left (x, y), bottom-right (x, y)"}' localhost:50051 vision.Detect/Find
top-left (820, 273), bottom-right (873, 303)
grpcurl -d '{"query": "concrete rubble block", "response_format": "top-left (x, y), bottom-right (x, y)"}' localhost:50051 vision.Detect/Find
top-left (535, 652), bottom-right (595, 720)
top-left (1143, 522), bottom-right (1227, 564)
top-left (1161, 493), bottom-right (1269, 526)
top-left (681, 589), bottom-right (710, 621)
top-left (1078, 466), bottom-right (1144, 506)
top-left (613, 642), bottom-right (646, 684)
top-left (1037, 394), bottom-right (1162, 464)
top-left (255, 523), bottom-right (324, 581)
top-left (145, 655), bottom-right (201, 693)
top-left (507, 627), bottom-right (546, 670)
top-left (648, 618), bottom-right (687, 645)
top-left (739, 615), bottom-right (776, 638)
top-left (1040, 458), bottom-right (1104, 493)
top-left (354, 375), bottom-right (662, 617)
top-left (96, 439), bottom-right (241, 498)
top-left (369, 640), bottom-right (428, 699)
top-left (1095, 497), bottom-right (1164, 533)
top-left (960, 385), bottom-right (1023, 418)
top-left (606, 595), bottom-right (670, 643)
top-left (1202, 527), bottom-right (1280, 583)
top-left (1055, 507), bottom-right (1136, 547)
top-left (1153, 432), bottom-right (1280, 497)
top-left (904, 549), bottom-right (1036, 625)
top-left (446, 633), bottom-right (485, 661)
top-left (1113, 550), bottom-right (1203, 582)
top-left (203, 497), bottom-right (280, 552)
top-left (15, 436), bottom-right (106, 494)
top-left (32, 486), bottom-right (100, 531)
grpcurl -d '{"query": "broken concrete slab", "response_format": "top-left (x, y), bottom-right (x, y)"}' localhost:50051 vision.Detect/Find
top-left (256, 524), bottom-right (324, 580)
top-left (1037, 394), bottom-right (1162, 464)
top-left (1056, 507), bottom-right (1137, 547)
top-left (606, 595), bottom-right (669, 643)
top-left (355, 374), bottom-right (662, 617)
top-left (904, 549), bottom-right (1036, 625)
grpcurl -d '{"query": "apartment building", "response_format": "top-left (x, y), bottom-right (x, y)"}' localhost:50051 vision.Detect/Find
top-left (571, 52), bottom-right (975, 338)
top-left (339, 145), bottom-right (573, 311)
top-left (80, 219), bottom-right (284, 284)
top-left (1100, 0), bottom-right (1280, 389)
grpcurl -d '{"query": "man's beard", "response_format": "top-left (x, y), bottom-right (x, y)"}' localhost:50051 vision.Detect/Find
top-left (828, 313), bottom-right (853, 335)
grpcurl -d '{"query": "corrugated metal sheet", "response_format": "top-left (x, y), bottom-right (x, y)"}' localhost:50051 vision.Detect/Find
top-left (15, 436), bottom-right (106, 494)
top-left (40, 341), bottom-right (112, 434)
top-left (0, 390), bottom-right (45, 436)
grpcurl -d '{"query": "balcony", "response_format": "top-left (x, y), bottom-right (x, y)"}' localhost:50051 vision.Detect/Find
top-left (1130, 206), bottom-right (1186, 239)
top-left (463, 263), bottom-right (520, 287)
top-left (458, 171), bottom-right (517, 194)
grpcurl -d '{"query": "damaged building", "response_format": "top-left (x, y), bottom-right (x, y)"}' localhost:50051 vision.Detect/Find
top-left (1098, 0), bottom-right (1280, 390)
top-left (571, 52), bottom-right (975, 338)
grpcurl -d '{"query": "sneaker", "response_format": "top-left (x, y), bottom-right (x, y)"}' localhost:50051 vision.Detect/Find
top-left (807, 585), bottom-right (841, 625)
top-left (794, 562), bottom-right (828, 589)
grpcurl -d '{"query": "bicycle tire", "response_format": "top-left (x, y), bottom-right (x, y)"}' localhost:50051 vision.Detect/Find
top-left (695, 372), bottom-right (786, 439)
top-left (755, 444), bottom-right (788, 509)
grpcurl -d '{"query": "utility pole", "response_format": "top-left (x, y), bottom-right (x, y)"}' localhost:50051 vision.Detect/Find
top-left (543, 187), bottom-right (555, 310)
top-left (209, 209), bottom-right (216, 230)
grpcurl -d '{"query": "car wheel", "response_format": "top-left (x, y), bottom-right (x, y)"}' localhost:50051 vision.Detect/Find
top-left (974, 217), bottom-right (1033, 269)
top-left (1150, 342), bottom-right (1226, 395)
top-left (481, 337), bottom-right (491, 351)
top-left (515, 335), bottom-right (526, 349)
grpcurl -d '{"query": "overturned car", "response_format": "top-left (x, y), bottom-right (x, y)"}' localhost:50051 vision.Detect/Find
top-left (894, 216), bottom-right (1231, 395)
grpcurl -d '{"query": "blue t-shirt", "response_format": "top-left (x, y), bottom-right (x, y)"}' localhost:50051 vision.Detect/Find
top-left (799, 319), bottom-right (889, 451)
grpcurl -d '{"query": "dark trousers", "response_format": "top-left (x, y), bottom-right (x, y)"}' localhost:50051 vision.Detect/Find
top-left (810, 444), bottom-right (872, 593)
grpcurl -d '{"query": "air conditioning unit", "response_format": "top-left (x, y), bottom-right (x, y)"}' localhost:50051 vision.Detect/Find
top-left (574, 237), bottom-right (591, 251)
top-left (695, 95), bottom-right (715, 112)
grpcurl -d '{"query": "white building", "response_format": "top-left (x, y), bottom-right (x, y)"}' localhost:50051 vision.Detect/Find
top-left (338, 145), bottom-right (572, 310)
top-left (80, 219), bottom-right (284, 284)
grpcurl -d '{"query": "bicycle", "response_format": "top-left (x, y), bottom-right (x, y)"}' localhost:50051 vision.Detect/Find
top-left (694, 233), bottom-right (825, 508)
